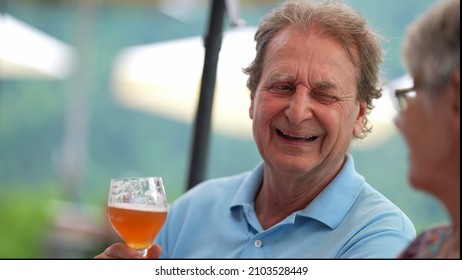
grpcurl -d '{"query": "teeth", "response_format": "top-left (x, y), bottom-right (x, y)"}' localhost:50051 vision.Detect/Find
top-left (303, 136), bottom-right (317, 142)
top-left (277, 130), bottom-right (317, 142)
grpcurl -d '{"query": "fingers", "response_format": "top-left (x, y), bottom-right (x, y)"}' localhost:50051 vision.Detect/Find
top-left (94, 243), bottom-right (145, 259)
top-left (146, 244), bottom-right (162, 259)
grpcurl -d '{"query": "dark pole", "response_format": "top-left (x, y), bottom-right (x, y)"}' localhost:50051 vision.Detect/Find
top-left (186, 0), bottom-right (226, 190)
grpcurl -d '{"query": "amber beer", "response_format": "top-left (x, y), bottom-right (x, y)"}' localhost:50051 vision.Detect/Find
top-left (108, 203), bottom-right (167, 250)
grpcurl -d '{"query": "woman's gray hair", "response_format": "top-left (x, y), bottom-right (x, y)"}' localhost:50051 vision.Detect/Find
top-left (243, 0), bottom-right (384, 138)
top-left (403, 0), bottom-right (460, 91)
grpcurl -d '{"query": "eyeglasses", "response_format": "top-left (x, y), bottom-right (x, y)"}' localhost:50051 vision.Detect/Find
top-left (394, 87), bottom-right (417, 111)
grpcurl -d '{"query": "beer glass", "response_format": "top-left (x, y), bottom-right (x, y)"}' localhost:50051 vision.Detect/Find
top-left (107, 177), bottom-right (168, 257)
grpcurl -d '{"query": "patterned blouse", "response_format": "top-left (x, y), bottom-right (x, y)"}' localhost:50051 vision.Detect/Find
top-left (398, 224), bottom-right (452, 259)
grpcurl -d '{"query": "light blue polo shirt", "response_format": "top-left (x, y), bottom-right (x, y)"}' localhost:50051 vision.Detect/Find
top-left (155, 154), bottom-right (415, 258)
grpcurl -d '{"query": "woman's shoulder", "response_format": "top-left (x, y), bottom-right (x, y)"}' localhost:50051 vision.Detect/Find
top-left (398, 224), bottom-right (452, 259)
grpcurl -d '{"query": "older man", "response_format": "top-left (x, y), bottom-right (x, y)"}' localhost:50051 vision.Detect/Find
top-left (97, 0), bottom-right (415, 259)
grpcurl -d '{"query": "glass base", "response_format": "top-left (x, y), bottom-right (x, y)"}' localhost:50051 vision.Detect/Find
top-left (137, 248), bottom-right (147, 258)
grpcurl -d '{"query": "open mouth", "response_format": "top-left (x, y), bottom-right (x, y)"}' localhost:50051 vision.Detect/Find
top-left (276, 129), bottom-right (318, 143)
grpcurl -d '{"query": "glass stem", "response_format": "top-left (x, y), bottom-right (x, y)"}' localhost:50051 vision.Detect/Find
top-left (138, 248), bottom-right (147, 258)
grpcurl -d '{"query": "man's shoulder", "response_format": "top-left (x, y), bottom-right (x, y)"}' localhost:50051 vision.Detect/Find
top-left (172, 170), bottom-right (253, 207)
top-left (192, 170), bottom-right (252, 193)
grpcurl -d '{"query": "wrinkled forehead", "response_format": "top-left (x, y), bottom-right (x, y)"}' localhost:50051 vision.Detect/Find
top-left (265, 26), bottom-right (359, 76)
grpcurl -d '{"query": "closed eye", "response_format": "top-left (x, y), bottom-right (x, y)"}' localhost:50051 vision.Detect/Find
top-left (268, 83), bottom-right (294, 96)
top-left (312, 91), bottom-right (338, 104)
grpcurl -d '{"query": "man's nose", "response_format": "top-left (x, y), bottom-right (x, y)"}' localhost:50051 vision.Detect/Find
top-left (284, 87), bottom-right (314, 125)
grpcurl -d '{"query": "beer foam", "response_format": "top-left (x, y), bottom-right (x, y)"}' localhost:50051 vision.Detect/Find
top-left (108, 202), bottom-right (167, 212)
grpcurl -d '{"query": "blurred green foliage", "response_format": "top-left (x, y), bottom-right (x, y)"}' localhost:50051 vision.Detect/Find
top-left (0, 182), bottom-right (61, 258)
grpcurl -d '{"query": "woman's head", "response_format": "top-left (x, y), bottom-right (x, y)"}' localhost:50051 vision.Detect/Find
top-left (402, 0), bottom-right (460, 91)
top-left (395, 0), bottom-right (460, 198)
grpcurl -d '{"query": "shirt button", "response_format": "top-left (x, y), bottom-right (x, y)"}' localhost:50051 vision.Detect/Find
top-left (254, 240), bottom-right (263, 248)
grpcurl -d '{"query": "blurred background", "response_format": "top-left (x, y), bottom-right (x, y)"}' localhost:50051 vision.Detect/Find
top-left (0, 0), bottom-right (448, 258)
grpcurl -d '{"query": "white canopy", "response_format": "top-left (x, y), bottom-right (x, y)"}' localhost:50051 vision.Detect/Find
top-left (0, 13), bottom-right (75, 79)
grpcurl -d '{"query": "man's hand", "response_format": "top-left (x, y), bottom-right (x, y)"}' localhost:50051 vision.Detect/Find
top-left (94, 243), bottom-right (162, 259)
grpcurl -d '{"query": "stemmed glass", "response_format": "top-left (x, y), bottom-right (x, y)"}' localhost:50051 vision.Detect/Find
top-left (107, 177), bottom-right (168, 257)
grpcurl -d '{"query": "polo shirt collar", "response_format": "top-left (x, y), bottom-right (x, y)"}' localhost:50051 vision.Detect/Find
top-left (230, 154), bottom-right (364, 229)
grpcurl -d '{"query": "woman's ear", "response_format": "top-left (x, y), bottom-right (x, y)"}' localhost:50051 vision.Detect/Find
top-left (450, 70), bottom-right (460, 115)
top-left (449, 70), bottom-right (460, 133)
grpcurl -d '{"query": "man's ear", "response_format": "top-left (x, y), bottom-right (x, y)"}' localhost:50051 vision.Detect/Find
top-left (353, 101), bottom-right (368, 138)
top-left (249, 95), bottom-right (255, 120)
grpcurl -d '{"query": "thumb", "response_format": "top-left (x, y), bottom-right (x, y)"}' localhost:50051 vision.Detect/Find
top-left (146, 244), bottom-right (162, 259)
